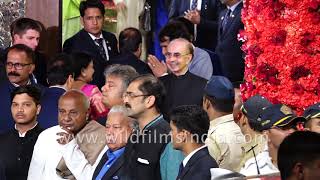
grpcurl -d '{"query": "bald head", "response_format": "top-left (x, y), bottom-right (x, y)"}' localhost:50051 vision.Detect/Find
top-left (58, 90), bottom-right (90, 134)
top-left (59, 90), bottom-right (90, 109)
top-left (166, 38), bottom-right (194, 76)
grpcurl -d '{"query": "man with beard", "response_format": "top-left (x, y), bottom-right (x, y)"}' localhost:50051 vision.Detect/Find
top-left (0, 44), bottom-right (46, 134)
top-left (0, 85), bottom-right (43, 180)
top-left (123, 74), bottom-right (172, 180)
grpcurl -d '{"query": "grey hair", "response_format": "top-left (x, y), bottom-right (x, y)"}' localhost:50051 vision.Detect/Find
top-left (108, 105), bottom-right (139, 130)
top-left (104, 64), bottom-right (139, 93)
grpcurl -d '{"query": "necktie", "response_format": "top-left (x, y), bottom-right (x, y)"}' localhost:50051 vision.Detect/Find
top-left (177, 162), bottom-right (184, 178)
top-left (222, 9), bottom-right (232, 32)
top-left (95, 150), bottom-right (116, 180)
top-left (191, 0), bottom-right (198, 10)
top-left (95, 38), bottom-right (107, 61)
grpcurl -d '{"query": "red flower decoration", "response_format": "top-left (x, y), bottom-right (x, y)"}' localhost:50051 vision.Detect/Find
top-left (241, 0), bottom-right (320, 115)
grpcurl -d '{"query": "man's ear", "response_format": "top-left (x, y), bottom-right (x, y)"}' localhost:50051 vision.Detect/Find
top-left (203, 97), bottom-right (211, 110)
top-left (145, 95), bottom-right (156, 109)
top-left (29, 64), bottom-right (35, 74)
top-left (66, 75), bottom-right (74, 90)
top-left (80, 17), bottom-right (84, 27)
top-left (36, 104), bottom-right (41, 115)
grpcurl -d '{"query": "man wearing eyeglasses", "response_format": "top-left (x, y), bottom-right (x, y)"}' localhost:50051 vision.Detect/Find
top-left (122, 74), bottom-right (184, 180)
top-left (0, 17), bottom-right (48, 86)
top-left (159, 38), bottom-right (207, 121)
top-left (0, 44), bottom-right (46, 134)
top-left (258, 104), bottom-right (306, 173)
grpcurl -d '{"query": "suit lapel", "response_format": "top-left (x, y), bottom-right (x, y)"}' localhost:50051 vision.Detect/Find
top-left (220, 2), bottom-right (243, 38)
top-left (80, 29), bottom-right (103, 56)
top-left (179, 147), bottom-right (208, 179)
top-left (102, 154), bottom-right (125, 180)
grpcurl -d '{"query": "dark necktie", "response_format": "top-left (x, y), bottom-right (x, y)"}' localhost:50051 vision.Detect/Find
top-left (177, 162), bottom-right (184, 179)
top-left (191, 0), bottom-right (198, 10)
top-left (95, 38), bottom-right (107, 61)
top-left (222, 9), bottom-right (232, 32)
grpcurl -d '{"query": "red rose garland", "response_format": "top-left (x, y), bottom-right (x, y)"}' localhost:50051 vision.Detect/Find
top-left (240, 0), bottom-right (320, 114)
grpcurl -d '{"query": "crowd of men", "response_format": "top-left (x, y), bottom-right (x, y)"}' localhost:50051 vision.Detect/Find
top-left (0, 0), bottom-right (320, 180)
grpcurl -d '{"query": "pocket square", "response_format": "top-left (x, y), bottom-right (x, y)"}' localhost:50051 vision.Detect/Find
top-left (112, 176), bottom-right (119, 179)
top-left (137, 157), bottom-right (149, 165)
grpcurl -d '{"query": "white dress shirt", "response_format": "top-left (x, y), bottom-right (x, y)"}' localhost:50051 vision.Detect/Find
top-left (88, 33), bottom-right (110, 61)
top-left (182, 145), bottom-right (207, 167)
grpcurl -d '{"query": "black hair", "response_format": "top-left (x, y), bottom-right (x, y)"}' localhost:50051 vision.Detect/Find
top-left (7, 44), bottom-right (35, 64)
top-left (171, 17), bottom-right (194, 38)
top-left (47, 53), bottom-right (73, 86)
top-left (131, 74), bottom-right (166, 112)
top-left (204, 94), bottom-right (235, 113)
top-left (278, 131), bottom-right (320, 180)
top-left (170, 105), bottom-right (209, 143)
top-left (10, 17), bottom-right (42, 38)
top-left (159, 21), bottom-right (192, 43)
top-left (70, 52), bottom-right (93, 79)
top-left (79, 0), bottom-right (105, 17)
top-left (11, 85), bottom-right (41, 105)
top-left (119, 27), bottom-right (142, 54)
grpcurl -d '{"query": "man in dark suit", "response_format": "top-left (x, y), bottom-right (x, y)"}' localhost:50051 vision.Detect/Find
top-left (170, 105), bottom-right (218, 180)
top-left (0, 18), bottom-right (48, 86)
top-left (123, 74), bottom-right (171, 180)
top-left (37, 53), bottom-right (74, 129)
top-left (0, 85), bottom-right (43, 180)
top-left (0, 44), bottom-right (46, 134)
top-left (215, 0), bottom-right (244, 83)
top-left (168, 0), bottom-right (224, 51)
top-left (92, 106), bottom-right (136, 180)
top-left (111, 27), bottom-right (152, 75)
top-left (63, 0), bottom-right (118, 88)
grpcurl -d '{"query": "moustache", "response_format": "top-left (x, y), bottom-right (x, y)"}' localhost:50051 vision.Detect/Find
top-left (125, 103), bottom-right (131, 109)
top-left (8, 72), bottom-right (20, 77)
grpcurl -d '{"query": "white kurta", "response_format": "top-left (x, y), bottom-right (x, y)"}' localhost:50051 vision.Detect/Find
top-left (28, 126), bottom-right (67, 180)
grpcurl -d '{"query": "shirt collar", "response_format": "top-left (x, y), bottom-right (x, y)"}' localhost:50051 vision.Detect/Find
top-left (107, 147), bottom-right (125, 159)
top-left (49, 85), bottom-right (67, 91)
top-left (142, 114), bottom-right (163, 131)
top-left (227, 0), bottom-right (242, 12)
top-left (88, 32), bottom-right (103, 41)
top-left (210, 114), bottom-right (234, 127)
top-left (15, 122), bottom-right (38, 137)
top-left (12, 79), bottom-right (31, 87)
top-left (241, 134), bottom-right (267, 153)
top-left (182, 145), bottom-right (207, 167)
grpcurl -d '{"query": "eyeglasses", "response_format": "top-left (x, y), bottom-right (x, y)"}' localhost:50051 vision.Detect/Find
top-left (164, 52), bottom-right (190, 59)
top-left (123, 92), bottom-right (150, 99)
top-left (6, 62), bottom-right (33, 70)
